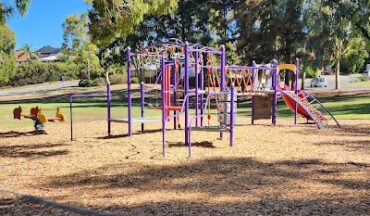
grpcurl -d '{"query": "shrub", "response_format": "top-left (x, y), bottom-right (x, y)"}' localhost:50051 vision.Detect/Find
top-left (78, 79), bottom-right (97, 87)
top-left (131, 77), bottom-right (140, 84)
top-left (304, 65), bottom-right (320, 78)
top-left (10, 61), bottom-right (79, 86)
top-left (109, 73), bottom-right (126, 85)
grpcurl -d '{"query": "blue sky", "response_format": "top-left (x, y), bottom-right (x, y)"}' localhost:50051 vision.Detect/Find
top-left (5, 0), bottom-right (88, 50)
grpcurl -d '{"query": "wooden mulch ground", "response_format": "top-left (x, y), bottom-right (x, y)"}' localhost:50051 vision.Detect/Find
top-left (0, 118), bottom-right (369, 215)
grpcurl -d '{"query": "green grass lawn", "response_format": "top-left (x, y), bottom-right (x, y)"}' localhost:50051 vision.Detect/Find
top-left (1, 89), bottom-right (369, 130)
top-left (346, 80), bottom-right (370, 88)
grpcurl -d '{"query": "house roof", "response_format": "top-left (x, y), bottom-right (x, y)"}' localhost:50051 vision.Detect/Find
top-left (37, 45), bottom-right (61, 54)
top-left (15, 50), bottom-right (31, 62)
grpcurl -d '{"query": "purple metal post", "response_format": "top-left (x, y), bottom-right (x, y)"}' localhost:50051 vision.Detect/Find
top-left (272, 60), bottom-right (278, 126)
top-left (200, 54), bottom-right (205, 127)
top-left (173, 61), bottom-right (177, 130)
top-left (140, 82), bottom-right (145, 132)
top-left (251, 61), bottom-right (257, 125)
top-left (230, 85), bottom-right (235, 147)
top-left (107, 77), bottom-right (111, 136)
top-left (161, 53), bottom-right (166, 157)
top-left (220, 45), bottom-right (226, 140)
top-left (294, 58), bottom-right (299, 125)
top-left (195, 51), bottom-right (199, 127)
top-left (127, 47), bottom-right (132, 136)
top-left (70, 98), bottom-right (73, 141)
top-left (184, 42), bottom-right (190, 146)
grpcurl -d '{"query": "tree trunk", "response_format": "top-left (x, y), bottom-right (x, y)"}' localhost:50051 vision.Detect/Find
top-left (301, 70), bottom-right (305, 90)
top-left (335, 60), bottom-right (340, 89)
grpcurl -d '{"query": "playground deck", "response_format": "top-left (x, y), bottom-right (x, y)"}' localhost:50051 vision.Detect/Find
top-left (0, 118), bottom-right (369, 215)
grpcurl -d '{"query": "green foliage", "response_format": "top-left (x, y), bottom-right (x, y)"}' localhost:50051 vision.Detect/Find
top-left (10, 61), bottom-right (79, 86)
top-left (341, 37), bottom-right (369, 74)
top-left (303, 65), bottom-right (320, 78)
top-left (0, 24), bottom-right (16, 85)
top-left (0, 0), bottom-right (30, 24)
top-left (87, 0), bottom-right (178, 46)
top-left (62, 13), bottom-right (103, 80)
top-left (78, 79), bottom-right (97, 87)
top-left (236, 0), bottom-right (305, 64)
top-left (131, 77), bottom-right (139, 84)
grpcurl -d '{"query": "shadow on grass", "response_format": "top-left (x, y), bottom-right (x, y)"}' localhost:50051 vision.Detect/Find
top-left (0, 143), bottom-right (69, 159)
top-left (43, 157), bottom-right (369, 215)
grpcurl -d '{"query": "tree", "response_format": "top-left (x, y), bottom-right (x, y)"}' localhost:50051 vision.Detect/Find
top-left (0, 0), bottom-right (30, 24)
top-left (341, 37), bottom-right (369, 74)
top-left (86, 0), bottom-right (178, 47)
top-left (0, 25), bottom-right (16, 85)
top-left (236, 0), bottom-right (305, 65)
top-left (304, 0), bottom-right (369, 89)
top-left (62, 13), bottom-right (102, 80)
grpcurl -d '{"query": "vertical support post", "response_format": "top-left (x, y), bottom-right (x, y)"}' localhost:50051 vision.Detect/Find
top-left (195, 51), bottom-right (199, 127)
top-left (173, 60), bottom-right (177, 130)
top-left (294, 58), bottom-right (299, 125)
top-left (161, 53), bottom-right (166, 157)
top-left (140, 82), bottom-right (145, 132)
top-left (70, 97), bottom-right (73, 141)
top-left (272, 60), bottom-right (278, 126)
top-left (127, 47), bottom-right (132, 136)
top-left (251, 61), bottom-right (257, 125)
top-left (107, 76), bottom-right (111, 136)
top-left (220, 45), bottom-right (226, 140)
top-left (230, 85), bottom-right (235, 147)
top-left (184, 42), bottom-right (190, 145)
top-left (200, 53), bottom-right (205, 127)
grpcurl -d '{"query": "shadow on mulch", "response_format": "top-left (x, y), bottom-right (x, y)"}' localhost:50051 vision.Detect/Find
top-left (0, 131), bottom-right (48, 138)
top-left (168, 141), bottom-right (216, 148)
top-left (43, 157), bottom-right (369, 215)
top-left (97, 129), bottom-right (164, 139)
top-left (0, 143), bottom-right (69, 159)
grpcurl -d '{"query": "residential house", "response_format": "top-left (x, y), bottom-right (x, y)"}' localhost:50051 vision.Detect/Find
top-left (36, 45), bottom-right (62, 62)
top-left (15, 50), bottom-right (32, 63)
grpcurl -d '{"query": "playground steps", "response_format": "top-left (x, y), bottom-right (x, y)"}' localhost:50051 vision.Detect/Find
top-left (283, 92), bottom-right (339, 129)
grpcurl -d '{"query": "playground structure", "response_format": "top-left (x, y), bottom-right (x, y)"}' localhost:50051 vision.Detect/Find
top-left (13, 106), bottom-right (65, 131)
top-left (69, 39), bottom-right (339, 157)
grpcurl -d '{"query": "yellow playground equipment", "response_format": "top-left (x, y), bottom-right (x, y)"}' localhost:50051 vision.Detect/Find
top-left (13, 106), bottom-right (65, 123)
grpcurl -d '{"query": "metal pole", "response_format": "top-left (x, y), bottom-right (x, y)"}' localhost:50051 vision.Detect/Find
top-left (272, 60), bottom-right (278, 126)
top-left (230, 85), bottom-right (235, 147)
top-left (200, 53), bottom-right (205, 127)
top-left (220, 45), bottom-right (226, 140)
top-left (173, 60), bottom-right (177, 130)
top-left (251, 61), bottom-right (256, 125)
top-left (107, 77), bottom-right (111, 136)
top-left (294, 58), bottom-right (299, 125)
top-left (127, 47), bottom-right (132, 136)
top-left (70, 97), bottom-right (73, 141)
top-left (140, 82), bottom-right (145, 132)
top-left (195, 51), bottom-right (199, 127)
top-left (161, 53), bottom-right (166, 157)
top-left (184, 42), bottom-right (190, 145)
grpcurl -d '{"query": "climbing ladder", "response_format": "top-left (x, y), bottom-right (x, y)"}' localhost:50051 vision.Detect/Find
top-left (283, 91), bottom-right (340, 129)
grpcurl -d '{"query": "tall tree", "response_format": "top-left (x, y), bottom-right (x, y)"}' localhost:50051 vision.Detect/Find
top-left (304, 0), bottom-right (356, 89)
top-left (86, 0), bottom-right (178, 47)
top-left (0, 25), bottom-right (16, 84)
top-left (0, 0), bottom-right (30, 24)
top-left (236, 0), bottom-right (305, 65)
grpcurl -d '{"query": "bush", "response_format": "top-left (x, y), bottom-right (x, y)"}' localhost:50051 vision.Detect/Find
top-left (131, 77), bottom-right (140, 84)
top-left (10, 61), bottom-right (79, 86)
top-left (78, 79), bottom-right (97, 87)
top-left (304, 65), bottom-right (320, 78)
top-left (109, 73), bottom-right (126, 85)
top-left (359, 76), bottom-right (369, 82)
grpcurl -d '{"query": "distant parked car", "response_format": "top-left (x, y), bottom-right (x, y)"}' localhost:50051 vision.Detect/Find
top-left (360, 70), bottom-right (370, 77)
top-left (310, 77), bottom-right (328, 88)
